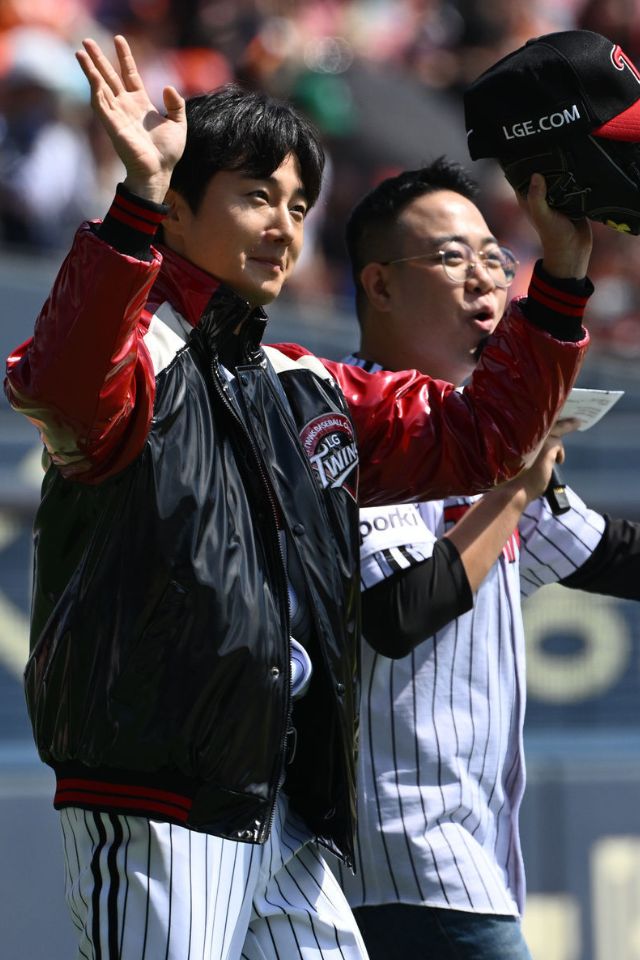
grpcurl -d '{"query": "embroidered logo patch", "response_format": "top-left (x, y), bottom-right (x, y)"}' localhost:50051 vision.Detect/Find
top-left (299, 413), bottom-right (358, 498)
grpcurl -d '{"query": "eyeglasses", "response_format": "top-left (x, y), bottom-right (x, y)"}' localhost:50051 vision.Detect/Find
top-left (383, 239), bottom-right (519, 289)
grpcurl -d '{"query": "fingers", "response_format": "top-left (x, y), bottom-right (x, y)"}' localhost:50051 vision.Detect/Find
top-left (77, 38), bottom-right (124, 97)
top-left (113, 34), bottom-right (145, 93)
top-left (542, 437), bottom-right (564, 457)
top-left (550, 416), bottom-right (580, 437)
top-left (523, 173), bottom-right (553, 229)
top-left (75, 48), bottom-right (106, 97)
top-left (163, 85), bottom-right (186, 120)
top-left (513, 171), bottom-right (542, 208)
top-left (516, 173), bottom-right (561, 241)
top-left (77, 35), bottom-right (146, 100)
top-left (534, 433), bottom-right (565, 466)
top-left (526, 172), bottom-right (546, 206)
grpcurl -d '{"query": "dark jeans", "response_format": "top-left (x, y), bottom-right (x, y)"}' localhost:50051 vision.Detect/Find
top-left (353, 903), bottom-right (533, 960)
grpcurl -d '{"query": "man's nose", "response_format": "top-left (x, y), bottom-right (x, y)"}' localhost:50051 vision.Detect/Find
top-left (268, 205), bottom-right (296, 244)
top-left (465, 257), bottom-right (496, 291)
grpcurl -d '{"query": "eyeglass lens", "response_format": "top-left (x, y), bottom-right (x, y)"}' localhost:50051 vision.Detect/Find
top-left (440, 240), bottom-right (517, 288)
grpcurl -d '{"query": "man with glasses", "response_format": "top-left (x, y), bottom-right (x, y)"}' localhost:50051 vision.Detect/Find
top-left (332, 158), bottom-right (640, 959)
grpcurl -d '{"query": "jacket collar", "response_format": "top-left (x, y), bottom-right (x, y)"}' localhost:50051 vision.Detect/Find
top-left (153, 242), bottom-right (264, 326)
top-left (153, 243), bottom-right (268, 359)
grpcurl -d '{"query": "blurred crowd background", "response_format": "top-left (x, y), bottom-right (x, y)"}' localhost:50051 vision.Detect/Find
top-left (3, 0), bottom-right (640, 355)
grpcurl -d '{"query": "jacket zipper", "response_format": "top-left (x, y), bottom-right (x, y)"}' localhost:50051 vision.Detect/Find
top-left (257, 362), bottom-right (359, 861)
top-left (206, 352), bottom-right (293, 842)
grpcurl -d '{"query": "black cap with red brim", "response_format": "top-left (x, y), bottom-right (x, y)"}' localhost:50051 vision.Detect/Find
top-left (464, 29), bottom-right (640, 161)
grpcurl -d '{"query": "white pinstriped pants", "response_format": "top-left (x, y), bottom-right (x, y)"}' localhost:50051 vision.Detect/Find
top-left (59, 793), bottom-right (369, 960)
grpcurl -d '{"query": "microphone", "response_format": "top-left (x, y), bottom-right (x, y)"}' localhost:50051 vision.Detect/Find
top-left (545, 465), bottom-right (571, 515)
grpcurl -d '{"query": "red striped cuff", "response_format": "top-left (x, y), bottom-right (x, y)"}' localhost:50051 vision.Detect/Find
top-left (54, 777), bottom-right (193, 824)
top-left (97, 182), bottom-right (170, 261)
top-left (107, 189), bottom-right (169, 235)
top-left (528, 269), bottom-right (590, 318)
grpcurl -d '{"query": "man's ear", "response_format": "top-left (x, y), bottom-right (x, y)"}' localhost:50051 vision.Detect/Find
top-left (359, 262), bottom-right (393, 312)
top-left (161, 188), bottom-right (188, 244)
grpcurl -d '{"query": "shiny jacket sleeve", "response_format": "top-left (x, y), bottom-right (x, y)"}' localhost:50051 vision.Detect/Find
top-left (276, 303), bottom-right (589, 505)
top-left (5, 223), bottom-right (161, 481)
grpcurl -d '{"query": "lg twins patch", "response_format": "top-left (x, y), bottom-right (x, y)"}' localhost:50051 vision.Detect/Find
top-left (299, 413), bottom-right (358, 499)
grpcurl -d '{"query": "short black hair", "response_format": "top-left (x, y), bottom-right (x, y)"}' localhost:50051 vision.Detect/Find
top-left (170, 84), bottom-right (325, 211)
top-left (346, 157), bottom-right (479, 313)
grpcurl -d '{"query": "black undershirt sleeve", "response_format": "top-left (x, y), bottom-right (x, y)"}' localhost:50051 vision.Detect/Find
top-left (560, 516), bottom-right (640, 599)
top-left (519, 259), bottom-right (592, 342)
top-left (95, 182), bottom-right (169, 261)
top-left (361, 538), bottom-right (473, 659)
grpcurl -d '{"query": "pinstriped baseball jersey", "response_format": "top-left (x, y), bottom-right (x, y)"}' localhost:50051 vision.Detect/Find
top-left (337, 355), bottom-right (605, 917)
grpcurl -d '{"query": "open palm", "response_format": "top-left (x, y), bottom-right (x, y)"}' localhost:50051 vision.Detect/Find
top-left (76, 35), bottom-right (186, 202)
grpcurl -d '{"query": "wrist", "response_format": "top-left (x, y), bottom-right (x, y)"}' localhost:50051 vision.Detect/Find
top-left (97, 183), bottom-right (170, 261)
top-left (490, 479), bottom-right (530, 514)
top-left (541, 253), bottom-right (589, 281)
top-left (541, 234), bottom-right (591, 280)
top-left (123, 174), bottom-right (172, 205)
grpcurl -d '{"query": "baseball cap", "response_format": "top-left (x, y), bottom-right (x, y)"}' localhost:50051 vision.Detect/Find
top-left (463, 30), bottom-right (640, 234)
top-left (465, 30), bottom-right (640, 160)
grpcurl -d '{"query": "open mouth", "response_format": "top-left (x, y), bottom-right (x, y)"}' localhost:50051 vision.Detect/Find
top-left (467, 308), bottom-right (495, 355)
top-left (472, 307), bottom-right (494, 325)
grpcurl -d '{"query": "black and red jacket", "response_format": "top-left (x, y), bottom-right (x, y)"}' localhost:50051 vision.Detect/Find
top-left (4, 199), bottom-right (588, 865)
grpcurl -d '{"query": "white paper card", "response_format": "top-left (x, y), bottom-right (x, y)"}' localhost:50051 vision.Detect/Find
top-left (558, 387), bottom-right (624, 431)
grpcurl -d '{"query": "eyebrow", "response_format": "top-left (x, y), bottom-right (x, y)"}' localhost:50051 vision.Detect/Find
top-left (241, 172), bottom-right (308, 200)
top-left (430, 233), bottom-right (500, 247)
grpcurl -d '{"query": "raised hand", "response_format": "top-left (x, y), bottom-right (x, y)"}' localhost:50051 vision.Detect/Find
top-left (515, 172), bottom-right (593, 280)
top-left (76, 35), bottom-right (186, 203)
